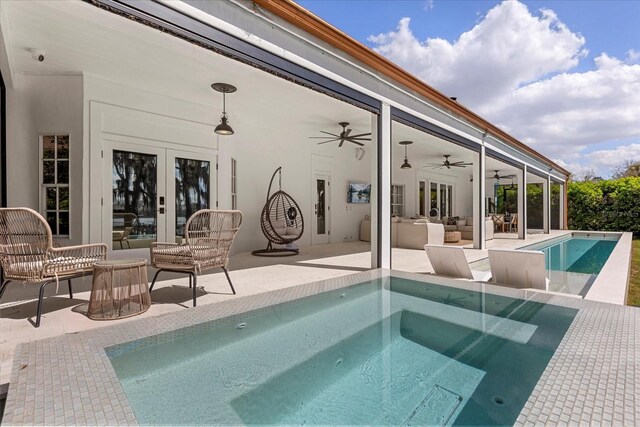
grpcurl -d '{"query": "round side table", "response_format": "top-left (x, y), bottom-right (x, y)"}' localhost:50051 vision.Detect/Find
top-left (88, 259), bottom-right (150, 320)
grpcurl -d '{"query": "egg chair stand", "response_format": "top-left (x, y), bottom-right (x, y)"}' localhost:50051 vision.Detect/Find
top-left (252, 167), bottom-right (304, 257)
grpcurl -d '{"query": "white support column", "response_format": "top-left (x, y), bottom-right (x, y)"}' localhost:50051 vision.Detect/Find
top-left (473, 147), bottom-right (486, 249)
top-left (375, 104), bottom-right (391, 269)
top-left (543, 175), bottom-right (550, 233)
top-left (517, 165), bottom-right (527, 239)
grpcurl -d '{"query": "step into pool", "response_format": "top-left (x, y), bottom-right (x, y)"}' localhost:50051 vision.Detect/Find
top-left (107, 277), bottom-right (577, 425)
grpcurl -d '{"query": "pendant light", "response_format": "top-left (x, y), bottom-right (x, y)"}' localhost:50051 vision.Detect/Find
top-left (399, 140), bottom-right (413, 169)
top-left (211, 82), bottom-right (237, 136)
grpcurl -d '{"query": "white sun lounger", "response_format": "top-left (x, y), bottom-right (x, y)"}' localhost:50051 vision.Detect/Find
top-left (488, 248), bottom-right (550, 291)
top-left (424, 244), bottom-right (491, 282)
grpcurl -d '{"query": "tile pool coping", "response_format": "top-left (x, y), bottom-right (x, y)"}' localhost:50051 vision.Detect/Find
top-left (2, 269), bottom-right (639, 425)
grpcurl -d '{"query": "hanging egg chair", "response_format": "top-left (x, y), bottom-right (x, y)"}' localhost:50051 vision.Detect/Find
top-left (252, 167), bottom-right (304, 256)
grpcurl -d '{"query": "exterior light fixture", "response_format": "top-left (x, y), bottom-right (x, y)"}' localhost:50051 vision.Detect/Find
top-left (399, 140), bottom-right (413, 169)
top-left (211, 82), bottom-right (237, 136)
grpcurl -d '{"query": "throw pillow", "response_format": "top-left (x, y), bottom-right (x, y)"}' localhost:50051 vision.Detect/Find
top-left (446, 216), bottom-right (459, 225)
top-left (456, 219), bottom-right (466, 227)
top-left (466, 216), bottom-right (474, 226)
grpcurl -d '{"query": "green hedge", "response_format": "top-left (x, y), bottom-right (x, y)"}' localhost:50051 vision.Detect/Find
top-left (568, 177), bottom-right (640, 237)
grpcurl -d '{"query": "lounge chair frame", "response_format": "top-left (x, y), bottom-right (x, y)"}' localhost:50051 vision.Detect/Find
top-left (0, 208), bottom-right (107, 327)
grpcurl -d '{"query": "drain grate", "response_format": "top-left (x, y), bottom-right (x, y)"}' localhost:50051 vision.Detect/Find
top-left (405, 385), bottom-right (463, 426)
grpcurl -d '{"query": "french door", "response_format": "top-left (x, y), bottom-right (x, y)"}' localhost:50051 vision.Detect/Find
top-left (427, 181), bottom-right (454, 219)
top-left (103, 140), bottom-right (216, 252)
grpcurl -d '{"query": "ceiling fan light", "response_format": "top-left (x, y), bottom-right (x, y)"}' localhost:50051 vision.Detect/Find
top-left (214, 115), bottom-right (234, 135)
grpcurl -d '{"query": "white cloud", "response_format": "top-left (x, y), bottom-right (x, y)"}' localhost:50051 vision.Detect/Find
top-left (626, 49), bottom-right (640, 64)
top-left (555, 144), bottom-right (640, 177)
top-left (367, 0), bottom-right (640, 177)
top-left (423, 0), bottom-right (434, 12)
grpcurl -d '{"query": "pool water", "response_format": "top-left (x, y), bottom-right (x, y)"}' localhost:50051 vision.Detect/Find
top-left (472, 234), bottom-right (619, 296)
top-left (108, 277), bottom-right (577, 426)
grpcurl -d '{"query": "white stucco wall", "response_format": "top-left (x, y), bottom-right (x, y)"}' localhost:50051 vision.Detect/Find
top-left (390, 142), bottom-right (474, 220)
top-left (6, 74), bottom-right (83, 244)
top-left (81, 75), bottom-right (372, 254)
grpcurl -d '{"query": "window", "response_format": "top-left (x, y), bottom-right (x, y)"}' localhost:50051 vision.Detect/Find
top-left (391, 184), bottom-right (405, 217)
top-left (231, 158), bottom-right (237, 210)
top-left (40, 135), bottom-right (70, 236)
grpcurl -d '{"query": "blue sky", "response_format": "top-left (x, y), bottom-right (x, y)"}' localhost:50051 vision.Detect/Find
top-left (298, 0), bottom-right (640, 177)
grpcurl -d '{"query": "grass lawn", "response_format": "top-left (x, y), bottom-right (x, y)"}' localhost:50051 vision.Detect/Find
top-left (628, 239), bottom-right (640, 307)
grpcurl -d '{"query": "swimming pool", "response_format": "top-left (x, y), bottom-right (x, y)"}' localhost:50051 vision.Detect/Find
top-left (107, 276), bottom-right (577, 426)
top-left (471, 233), bottom-right (620, 297)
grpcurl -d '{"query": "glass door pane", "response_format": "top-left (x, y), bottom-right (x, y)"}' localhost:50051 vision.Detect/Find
top-left (316, 179), bottom-right (326, 235)
top-left (112, 150), bottom-right (158, 250)
top-left (175, 158), bottom-right (211, 241)
top-left (419, 181), bottom-right (425, 217)
top-left (430, 182), bottom-right (438, 217)
top-left (447, 185), bottom-right (453, 218)
top-left (440, 184), bottom-right (446, 218)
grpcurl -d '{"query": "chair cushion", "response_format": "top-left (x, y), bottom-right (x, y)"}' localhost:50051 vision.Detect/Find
top-left (443, 225), bottom-right (457, 231)
top-left (271, 220), bottom-right (286, 229)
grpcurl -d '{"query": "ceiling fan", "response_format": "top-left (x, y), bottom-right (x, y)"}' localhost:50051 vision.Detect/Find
top-left (426, 155), bottom-right (473, 169)
top-left (309, 122), bottom-right (371, 147)
top-left (488, 170), bottom-right (516, 182)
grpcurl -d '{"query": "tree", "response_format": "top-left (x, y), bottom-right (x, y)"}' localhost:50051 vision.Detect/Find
top-left (612, 160), bottom-right (640, 179)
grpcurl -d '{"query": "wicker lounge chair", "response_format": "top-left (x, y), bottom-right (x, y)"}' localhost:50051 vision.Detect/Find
top-left (0, 208), bottom-right (108, 327)
top-left (112, 212), bottom-right (137, 249)
top-left (149, 209), bottom-right (242, 307)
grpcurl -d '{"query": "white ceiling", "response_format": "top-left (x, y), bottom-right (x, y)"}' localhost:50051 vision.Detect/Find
top-left (0, 0), bottom-right (371, 136)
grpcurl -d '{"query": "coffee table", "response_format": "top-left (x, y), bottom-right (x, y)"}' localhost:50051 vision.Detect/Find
top-left (88, 258), bottom-right (150, 320)
top-left (444, 230), bottom-right (462, 243)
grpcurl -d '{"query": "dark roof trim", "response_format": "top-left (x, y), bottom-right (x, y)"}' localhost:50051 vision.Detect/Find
top-left (88, 0), bottom-right (381, 113)
top-left (486, 148), bottom-right (524, 170)
top-left (391, 106), bottom-right (480, 153)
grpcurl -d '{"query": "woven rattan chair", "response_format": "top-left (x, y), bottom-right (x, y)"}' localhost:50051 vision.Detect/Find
top-left (149, 210), bottom-right (242, 307)
top-left (252, 167), bottom-right (304, 256)
top-left (0, 208), bottom-right (108, 327)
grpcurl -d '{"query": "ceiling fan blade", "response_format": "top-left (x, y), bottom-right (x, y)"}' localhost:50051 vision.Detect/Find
top-left (450, 164), bottom-right (468, 168)
top-left (349, 137), bottom-right (372, 141)
top-left (316, 138), bottom-right (341, 144)
top-left (338, 139), bottom-right (345, 147)
top-left (309, 136), bottom-right (339, 139)
top-left (349, 140), bottom-right (365, 146)
top-left (320, 131), bottom-right (340, 137)
top-left (347, 132), bottom-right (372, 138)
top-left (344, 129), bottom-right (352, 138)
top-left (449, 161), bottom-right (472, 166)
